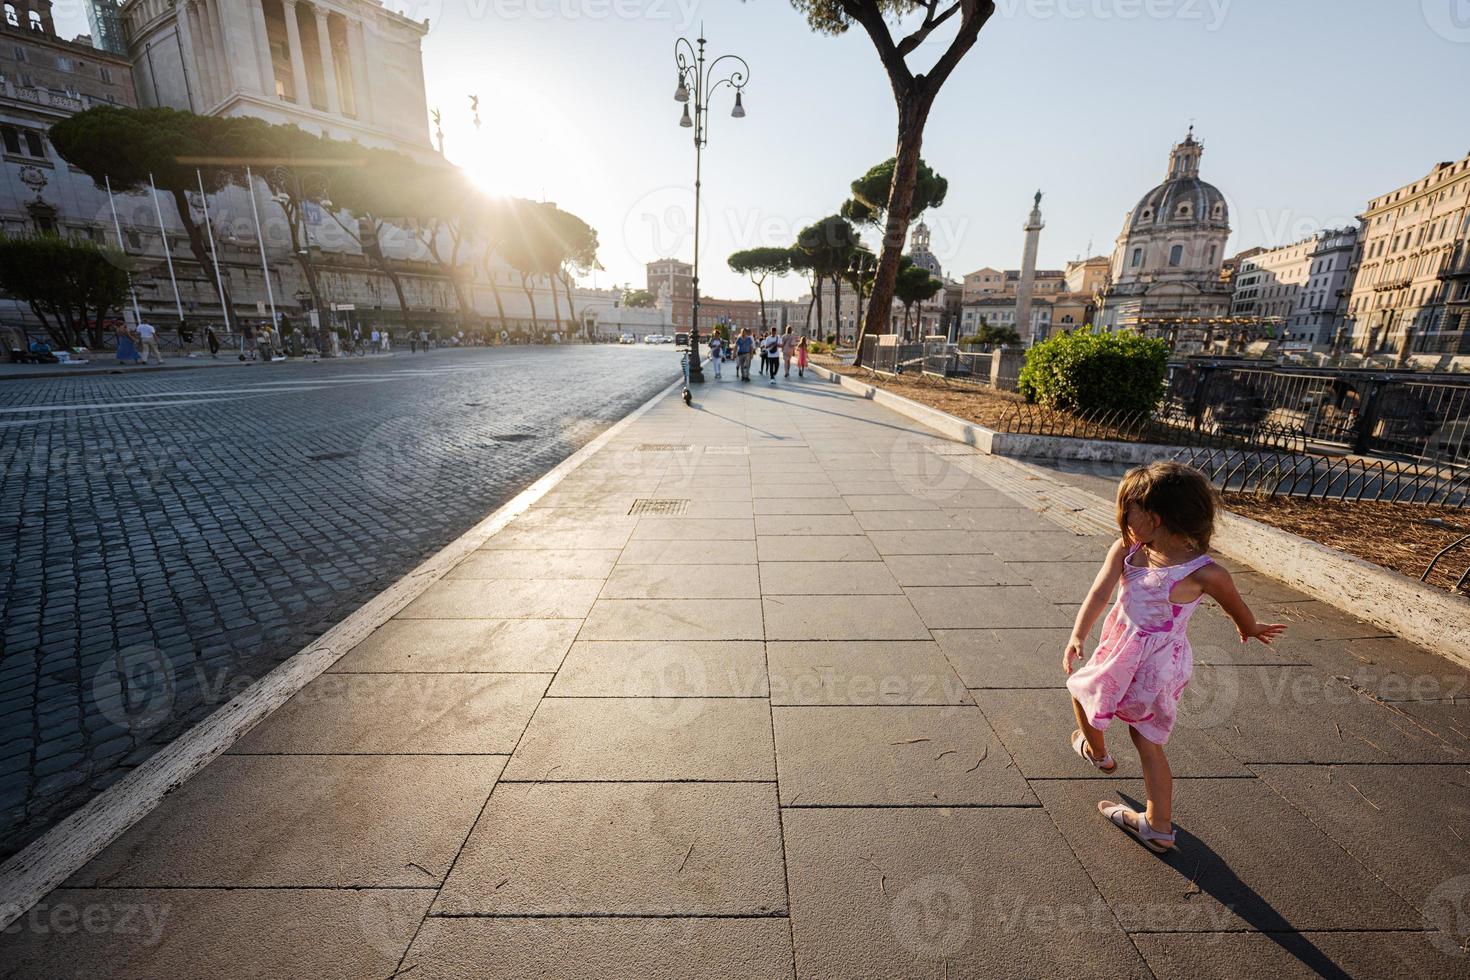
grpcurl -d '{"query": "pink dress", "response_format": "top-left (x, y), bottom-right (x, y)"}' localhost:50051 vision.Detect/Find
top-left (1066, 544), bottom-right (1213, 744)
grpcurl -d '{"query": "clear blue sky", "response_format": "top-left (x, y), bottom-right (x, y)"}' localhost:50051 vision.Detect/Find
top-left (59, 1), bottom-right (1470, 299)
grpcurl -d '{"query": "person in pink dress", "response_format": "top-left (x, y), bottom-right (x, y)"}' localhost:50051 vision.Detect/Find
top-left (1064, 462), bottom-right (1284, 852)
top-left (795, 336), bottom-right (809, 377)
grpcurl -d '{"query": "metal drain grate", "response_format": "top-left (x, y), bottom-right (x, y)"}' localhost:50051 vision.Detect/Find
top-left (629, 498), bottom-right (691, 516)
top-left (704, 446), bottom-right (750, 456)
top-left (636, 444), bottom-right (693, 452)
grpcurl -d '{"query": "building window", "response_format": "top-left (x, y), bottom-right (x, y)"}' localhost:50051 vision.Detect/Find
top-left (14, 44), bottom-right (26, 62)
top-left (23, 130), bottom-right (41, 156)
top-left (1130, 247), bottom-right (1143, 268)
top-left (28, 9), bottom-right (41, 31)
top-left (1168, 244), bottom-right (1184, 267)
top-left (100, 66), bottom-right (112, 83)
top-left (56, 56), bottom-right (72, 71)
top-left (3, 3), bottom-right (15, 27)
top-left (1, 127), bottom-right (19, 155)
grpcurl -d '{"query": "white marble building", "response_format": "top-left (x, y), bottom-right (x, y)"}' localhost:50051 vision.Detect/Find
top-left (1096, 130), bottom-right (1234, 333)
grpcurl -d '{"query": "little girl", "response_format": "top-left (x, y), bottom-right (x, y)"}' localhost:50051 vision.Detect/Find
top-left (1064, 461), bottom-right (1284, 853)
top-left (796, 336), bottom-right (809, 377)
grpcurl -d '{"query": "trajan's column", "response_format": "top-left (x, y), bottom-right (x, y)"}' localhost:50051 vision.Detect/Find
top-left (1015, 190), bottom-right (1044, 345)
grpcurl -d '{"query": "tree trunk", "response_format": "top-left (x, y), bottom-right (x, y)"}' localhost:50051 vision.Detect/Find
top-left (170, 188), bottom-right (235, 331)
top-left (833, 275), bottom-right (842, 343)
top-left (482, 253), bottom-right (509, 334)
top-left (521, 273), bottom-right (539, 332)
top-left (755, 278), bottom-right (767, 332)
top-left (560, 271), bottom-right (582, 338)
top-left (857, 98), bottom-right (930, 366)
top-left (548, 274), bottom-right (564, 336)
top-left (815, 274), bottom-right (825, 342)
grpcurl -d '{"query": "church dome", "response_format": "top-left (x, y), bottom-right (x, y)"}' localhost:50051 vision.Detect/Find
top-left (1127, 130), bottom-right (1229, 233)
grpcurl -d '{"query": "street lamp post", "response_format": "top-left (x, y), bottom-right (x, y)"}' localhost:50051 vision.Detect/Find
top-left (674, 32), bottom-right (748, 383)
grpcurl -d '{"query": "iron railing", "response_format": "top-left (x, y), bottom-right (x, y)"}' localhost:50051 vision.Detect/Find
top-left (1168, 446), bottom-right (1470, 509)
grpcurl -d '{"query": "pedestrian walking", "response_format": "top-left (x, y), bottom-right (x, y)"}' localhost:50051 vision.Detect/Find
top-left (114, 322), bottom-right (141, 365)
top-left (796, 335), bottom-right (809, 377)
top-left (1063, 462), bottom-right (1284, 854)
top-left (781, 326), bottom-right (796, 377)
top-left (735, 327), bottom-right (754, 382)
top-left (370, 328), bottom-right (381, 354)
top-left (760, 329), bottom-right (780, 383)
top-left (205, 324), bottom-right (221, 358)
top-left (257, 322), bottom-right (275, 361)
top-left (136, 319), bottom-right (163, 364)
top-left (707, 334), bottom-right (724, 379)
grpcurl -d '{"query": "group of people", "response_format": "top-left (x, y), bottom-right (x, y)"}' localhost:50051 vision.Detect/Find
top-left (707, 326), bottom-right (809, 383)
top-left (113, 320), bottom-right (164, 365)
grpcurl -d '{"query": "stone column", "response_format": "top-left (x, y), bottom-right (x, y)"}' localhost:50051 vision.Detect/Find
top-left (347, 18), bottom-right (372, 122)
top-left (313, 5), bottom-right (342, 115)
top-left (1016, 191), bottom-right (1044, 346)
top-left (174, 0), bottom-right (205, 112)
top-left (202, 0), bottom-right (234, 99)
top-left (249, 0), bottom-right (277, 97)
top-left (281, 0), bottom-right (311, 107)
top-left (191, 1), bottom-right (221, 107)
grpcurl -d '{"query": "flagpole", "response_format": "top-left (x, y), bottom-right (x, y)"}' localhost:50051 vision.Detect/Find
top-left (196, 168), bottom-right (231, 333)
top-left (148, 173), bottom-right (184, 324)
top-left (104, 175), bottom-right (143, 323)
top-left (244, 165), bottom-right (279, 329)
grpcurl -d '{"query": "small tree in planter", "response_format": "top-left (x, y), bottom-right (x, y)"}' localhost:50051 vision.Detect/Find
top-left (1017, 328), bottom-right (1168, 414)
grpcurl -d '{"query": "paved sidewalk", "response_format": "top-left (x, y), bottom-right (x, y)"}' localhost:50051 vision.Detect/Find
top-left (3, 372), bottom-right (1469, 978)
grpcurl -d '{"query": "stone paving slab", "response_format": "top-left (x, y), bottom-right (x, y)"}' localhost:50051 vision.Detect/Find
top-left (904, 585), bottom-right (1072, 629)
top-left (933, 627), bottom-right (1073, 688)
top-left (1132, 932), bottom-right (1463, 980)
top-left (1032, 778), bottom-right (1423, 932)
top-left (581, 598), bottom-right (765, 640)
top-left (757, 535), bottom-right (881, 562)
top-left (67, 755), bottom-right (504, 888)
top-left (762, 594), bottom-right (931, 641)
top-left (400, 917), bottom-right (796, 979)
top-left (548, 641), bottom-right (768, 697)
top-left (767, 641), bottom-right (970, 706)
top-left (501, 697), bottom-right (775, 781)
top-left (975, 689), bottom-right (1253, 778)
top-left (229, 673), bottom-right (547, 754)
top-left (447, 548), bottom-right (621, 580)
top-left (783, 808), bottom-right (1150, 979)
top-left (617, 539), bottom-right (759, 564)
top-left (0, 887), bottom-right (433, 980)
top-left (758, 561), bottom-right (903, 595)
top-left (1251, 763), bottom-right (1470, 911)
top-left (601, 563), bottom-right (760, 599)
top-left (434, 782), bottom-right (786, 916)
top-left (773, 705), bottom-right (1033, 806)
top-left (396, 578), bottom-right (602, 619)
top-left (329, 618), bottom-right (579, 672)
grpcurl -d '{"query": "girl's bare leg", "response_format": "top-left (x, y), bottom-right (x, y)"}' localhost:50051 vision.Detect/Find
top-left (1129, 727), bottom-right (1173, 831)
top-left (1071, 697), bottom-right (1108, 760)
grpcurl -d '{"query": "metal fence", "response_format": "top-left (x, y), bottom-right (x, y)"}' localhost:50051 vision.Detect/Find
top-left (1168, 446), bottom-right (1470, 509)
top-left (1167, 362), bottom-right (1470, 465)
top-left (859, 337), bottom-right (926, 376)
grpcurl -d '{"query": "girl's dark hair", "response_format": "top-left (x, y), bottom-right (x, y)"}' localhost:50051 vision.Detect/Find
top-left (1116, 461), bottom-right (1217, 550)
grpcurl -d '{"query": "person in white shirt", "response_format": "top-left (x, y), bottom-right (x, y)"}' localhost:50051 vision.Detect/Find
top-left (136, 321), bottom-right (163, 365)
top-left (707, 334), bottom-right (724, 379)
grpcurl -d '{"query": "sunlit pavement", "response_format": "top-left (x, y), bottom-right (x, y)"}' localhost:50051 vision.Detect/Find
top-left (3, 369), bottom-right (1469, 978)
top-left (0, 345), bottom-right (675, 861)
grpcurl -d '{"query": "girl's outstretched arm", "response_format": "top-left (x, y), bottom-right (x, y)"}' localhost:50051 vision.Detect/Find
top-left (1196, 564), bottom-right (1287, 644)
top-left (1065, 538), bottom-right (1127, 673)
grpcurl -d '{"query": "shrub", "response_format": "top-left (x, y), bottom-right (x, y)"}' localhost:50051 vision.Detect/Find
top-left (807, 340), bottom-right (833, 354)
top-left (961, 325), bottom-right (1020, 347)
top-left (1017, 329), bottom-right (1168, 414)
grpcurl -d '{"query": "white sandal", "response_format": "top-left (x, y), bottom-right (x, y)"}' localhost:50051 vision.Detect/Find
top-left (1071, 730), bottom-right (1117, 773)
top-left (1098, 801), bottom-right (1176, 853)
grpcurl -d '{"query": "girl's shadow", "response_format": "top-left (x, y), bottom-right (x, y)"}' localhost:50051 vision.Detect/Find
top-left (1113, 791), bottom-right (1352, 980)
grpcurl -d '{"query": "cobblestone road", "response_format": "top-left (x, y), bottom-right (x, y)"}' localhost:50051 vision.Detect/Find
top-left (0, 346), bottom-right (675, 858)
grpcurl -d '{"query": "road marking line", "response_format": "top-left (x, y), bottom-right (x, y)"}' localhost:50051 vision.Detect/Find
top-left (0, 377), bottom-right (681, 930)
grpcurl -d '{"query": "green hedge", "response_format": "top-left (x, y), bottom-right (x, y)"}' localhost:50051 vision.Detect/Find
top-left (1017, 329), bottom-right (1168, 414)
